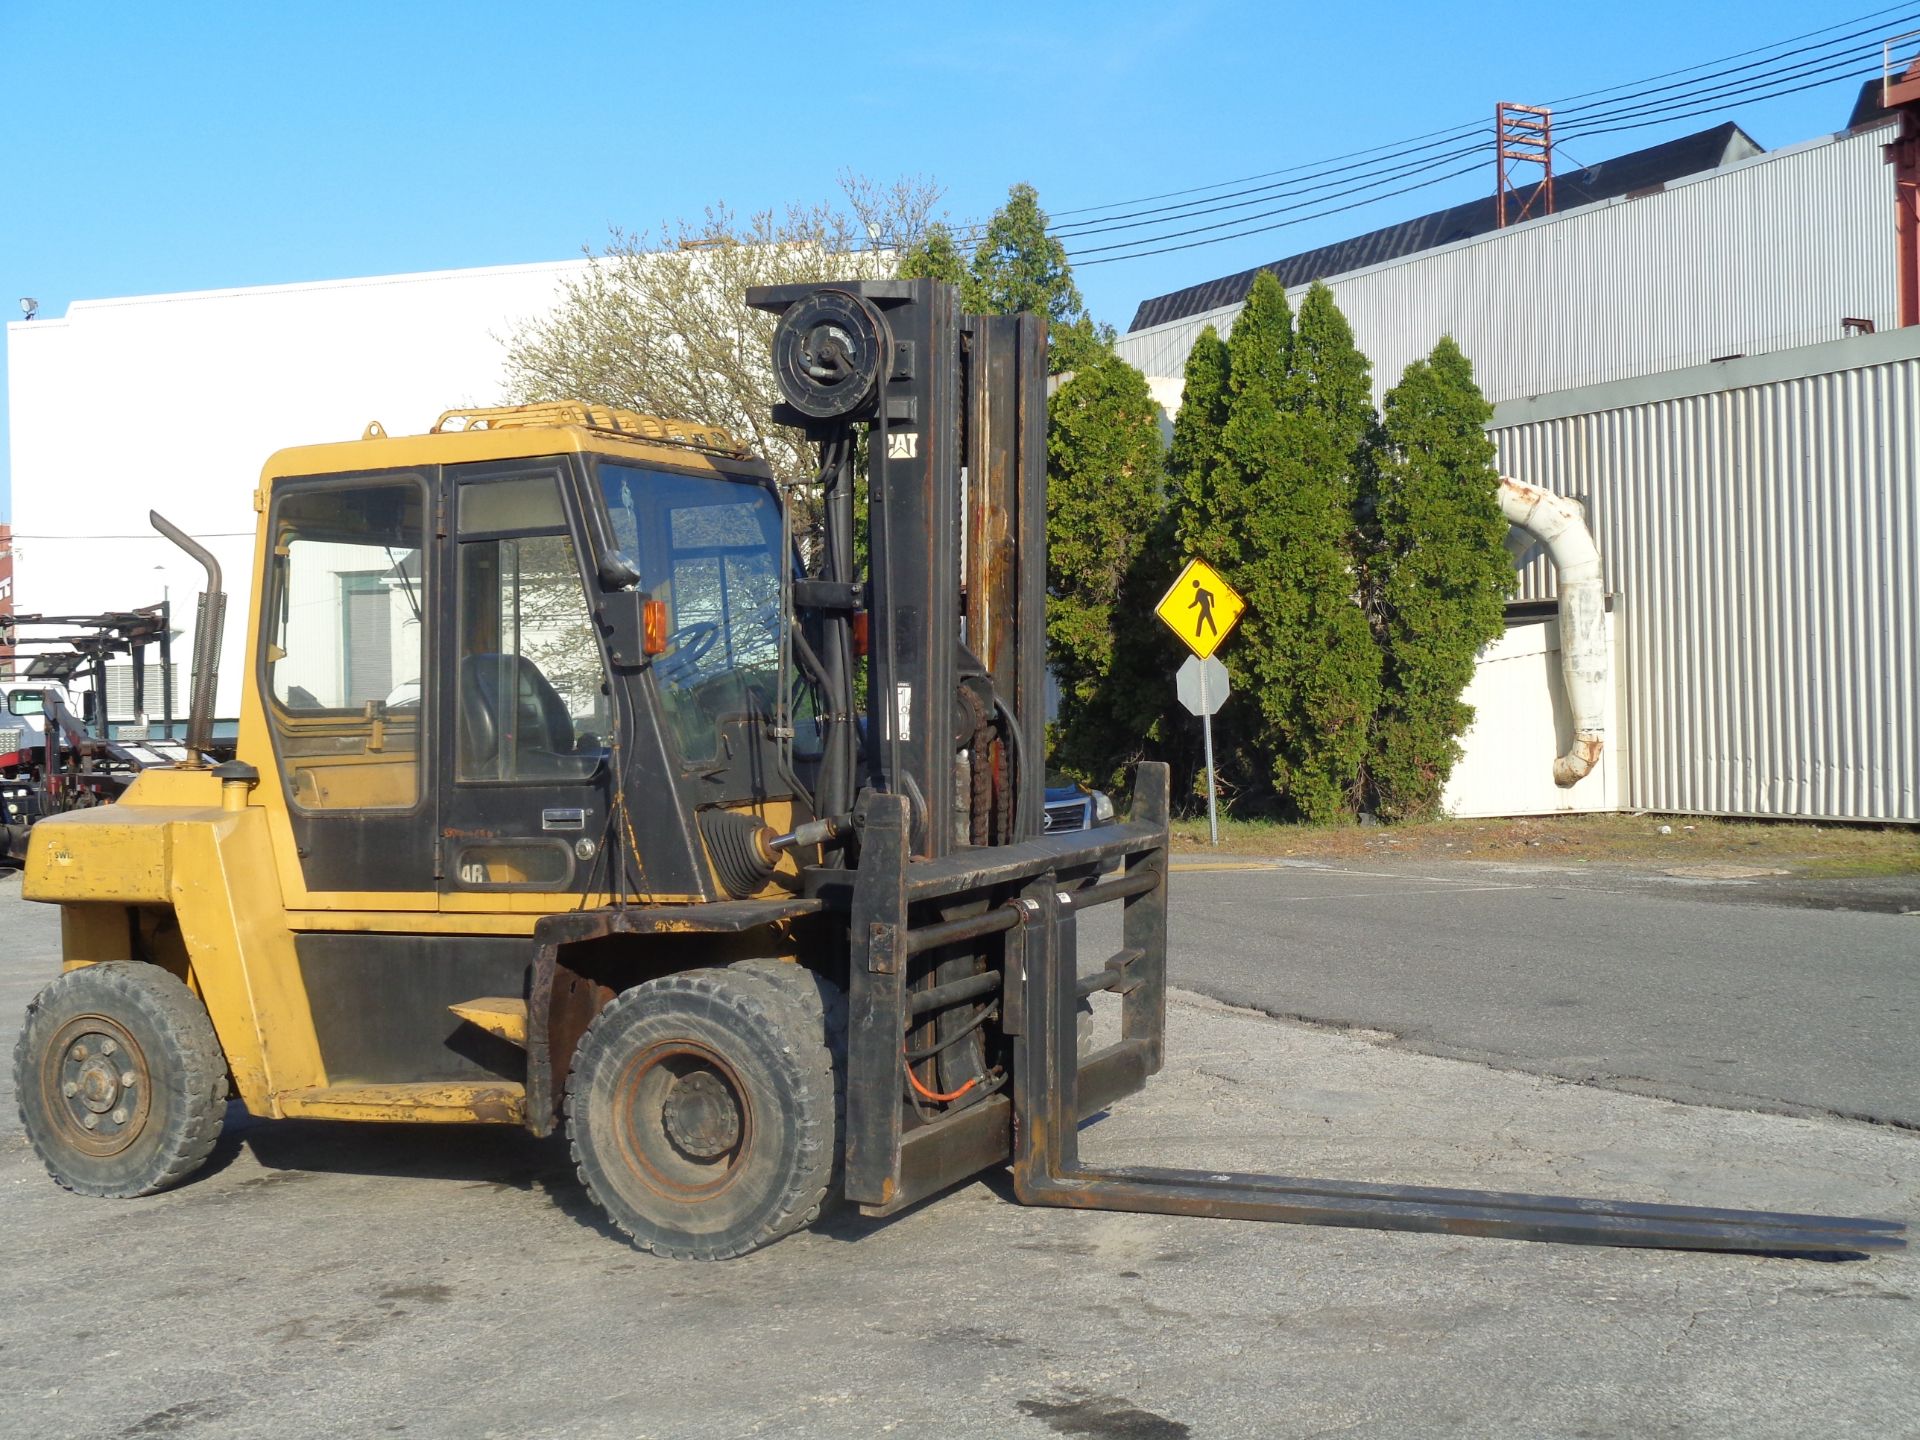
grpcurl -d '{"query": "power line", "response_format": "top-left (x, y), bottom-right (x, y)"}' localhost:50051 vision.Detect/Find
top-left (1043, 120), bottom-right (1489, 226)
top-left (1064, 143), bottom-right (1492, 259)
top-left (1062, 29), bottom-right (1899, 250)
top-left (1553, 19), bottom-right (1905, 118)
top-left (1556, 37), bottom-right (1897, 130)
top-left (1028, 8), bottom-right (1912, 269)
top-left (1069, 158), bottom-right (1492, 267)
top-left (1053, 139), bottom-right (1493, 246)
top-left (1560, 63), bottom-right (1884, 144)
top-left (1545, 3), bottom-right (1915, 104)
top-left (1057, 39), bottom-right (1902, 269)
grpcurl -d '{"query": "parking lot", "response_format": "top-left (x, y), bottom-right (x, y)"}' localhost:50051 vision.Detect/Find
top-left (2, 866), bottom-right (1915, 1439)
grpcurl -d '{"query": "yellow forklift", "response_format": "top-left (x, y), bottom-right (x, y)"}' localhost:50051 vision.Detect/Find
top-left (12, 281), bottom-right (1901, 1260)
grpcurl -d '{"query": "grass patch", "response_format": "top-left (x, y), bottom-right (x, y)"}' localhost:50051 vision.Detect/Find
top-left (1168, 811), bottom-right (1920, 875)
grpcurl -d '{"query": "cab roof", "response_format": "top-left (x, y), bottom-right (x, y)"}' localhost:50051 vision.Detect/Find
top-left (260, 402), bottom-right (774, 484)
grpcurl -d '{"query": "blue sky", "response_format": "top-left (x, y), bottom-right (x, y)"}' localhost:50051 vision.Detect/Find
top-left (0, 1), bottom-right (1896, 520)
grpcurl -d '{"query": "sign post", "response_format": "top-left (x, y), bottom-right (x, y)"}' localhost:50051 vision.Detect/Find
top-left (1156, 560), bottom-right (1245, 847)
top-left (1175, 655), bottom-right (1230, 844)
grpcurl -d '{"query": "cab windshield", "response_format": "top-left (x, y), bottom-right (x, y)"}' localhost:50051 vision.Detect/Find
top-left (596, 462), bottom-right (788, 761)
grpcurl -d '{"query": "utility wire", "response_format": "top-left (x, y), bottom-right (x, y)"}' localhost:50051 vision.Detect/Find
top-left (1020, 8), bottom-right (1913, 268)
top-left (1042, 121), bottom-right (1485, 222)
top-left (1057, 34), bottom-right (1905, 267)
top-left (1559, 64), bottom-right (1885, 143)
top-left (1053, 139), bottom-right (1493, 245)
top-left (1545, 3), bottom-right (1915, 103)
top-left (1048, 130), bottom-right (1492, 238)
top-left (1555, 37), bottom-right (1898, 128)
top-left (1069, 158), bottom-right (1492, 267)
top-left (1056, 27), bottom-right (1904, 249)
top-left (1065, 144), bottom-right (1492, 259)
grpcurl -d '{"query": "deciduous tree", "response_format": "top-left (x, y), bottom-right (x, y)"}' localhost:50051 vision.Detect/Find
top-left (503, 175), bottom-right (945, 484)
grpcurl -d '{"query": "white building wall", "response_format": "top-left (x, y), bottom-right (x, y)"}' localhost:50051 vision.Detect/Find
top-left (5, 258), bottom-right (587, 721)
top-left (1117, 124), bottom-right (1898, 410)
top-left (1441, 612), bottom-right (1623, 818)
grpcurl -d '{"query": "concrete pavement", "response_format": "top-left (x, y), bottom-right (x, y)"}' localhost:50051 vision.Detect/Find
top-left (2, 871), bottom-right (1915, 1439)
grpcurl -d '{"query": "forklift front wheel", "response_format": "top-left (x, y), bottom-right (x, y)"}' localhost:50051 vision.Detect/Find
top-left (13, 962), bottom-right (229, 1198)
top-left (566, 966), bottom-right (839, 1261)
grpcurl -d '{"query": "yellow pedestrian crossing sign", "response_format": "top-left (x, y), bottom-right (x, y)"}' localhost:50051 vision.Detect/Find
top-left (1155, 558), bottom-right (1245, 659)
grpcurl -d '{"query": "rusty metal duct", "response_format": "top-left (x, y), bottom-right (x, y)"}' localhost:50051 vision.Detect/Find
top-left (1498, 477), bottom-right (1605, 786)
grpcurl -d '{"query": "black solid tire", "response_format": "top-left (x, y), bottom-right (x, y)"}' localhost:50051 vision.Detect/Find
top-left (566, 965), bottom-right (839, 1261)
top-left (14, 962), bottom-right (228, 1198)
top-left (729, 959), bottom-right (848, 1063)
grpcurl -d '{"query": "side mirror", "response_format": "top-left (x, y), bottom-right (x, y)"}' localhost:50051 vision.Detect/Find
top-left (596, 589), bottom-right (657, 672)
top-left (598, 549), bottom-right (642, 591)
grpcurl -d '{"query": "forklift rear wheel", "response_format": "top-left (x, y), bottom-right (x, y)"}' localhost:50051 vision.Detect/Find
top-left (13, 962), bottom-right (229, 1198)
top-left (566, 965), bottom-right (840, 1261)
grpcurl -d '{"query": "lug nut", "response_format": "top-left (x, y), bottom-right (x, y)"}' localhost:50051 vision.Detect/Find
top-left (69, 1044), bottom-right (88, 1061)
top-left (111, 1108), bottom-right (128, 1125)
top-left (81, 1114), bottom-right (99, 1130)
top-left (101, 1039), bottom-right (118, 1057)
top-left (121, 1071), bottom-right (137, 1088)
top-left (62, 1081), bottom-right (78, 1098)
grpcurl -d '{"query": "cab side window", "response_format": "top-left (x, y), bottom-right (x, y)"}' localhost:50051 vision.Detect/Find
top-left (264, 479), bottom-right (425, 811)
top-left (455, 475), bottom-right (608, 783)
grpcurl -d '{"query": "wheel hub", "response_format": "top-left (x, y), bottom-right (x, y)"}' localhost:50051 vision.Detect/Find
top-left (661, 1069), bottom-right (743, 1159)
top-left (49, 1020), bottom-right (148, 1154)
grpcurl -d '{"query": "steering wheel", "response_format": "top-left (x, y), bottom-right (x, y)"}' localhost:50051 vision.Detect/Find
top-left (653, 621), bottom-right (722, 685)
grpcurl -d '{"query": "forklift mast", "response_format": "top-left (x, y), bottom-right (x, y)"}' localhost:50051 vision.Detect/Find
top-left (748, 280), bottom-right (1049, 855)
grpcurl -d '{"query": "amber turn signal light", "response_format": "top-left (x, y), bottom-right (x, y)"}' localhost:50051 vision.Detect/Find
top-left (643, 598), bottom-right (669, 655)
top-left (850, 610), bottom-right (869, 658)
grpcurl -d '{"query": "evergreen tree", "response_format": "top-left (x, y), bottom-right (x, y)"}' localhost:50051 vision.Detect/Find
top-left (1046, 313), bottom-right (1117, 377)
top-left (1186, 273), bottom-right (1293, 807)
top-left (1045, 330), bottom-right (1171, 789)
top-left (1269, 283), bottom-right (1383, 819)
top-left (897, 221), bottom-right (967, 287)
top-left (930, 188), bottom-right (1171, 793)
top-left (965, 183), bottom-right (1083, 323)
top-left (1166, 325), bottom-right (1230, 541)
top-left (1212, 276), bottom-right (1382, 821)
top-left (1368, 336), bottom-right (1513, 818)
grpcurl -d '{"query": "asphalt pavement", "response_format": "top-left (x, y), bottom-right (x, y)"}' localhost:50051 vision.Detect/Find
top-left (1133, 858), bottom-right (1920, 1129)
top-left (2, 867), bottom-right (1916, 1438)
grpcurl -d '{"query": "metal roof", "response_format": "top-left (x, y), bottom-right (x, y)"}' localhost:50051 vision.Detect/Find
top-left (1125, 123), bottom-right (1764, 333)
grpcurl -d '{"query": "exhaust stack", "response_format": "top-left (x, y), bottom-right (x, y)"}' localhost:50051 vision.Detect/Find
top-left (148, 511), bottom-right (226, 763)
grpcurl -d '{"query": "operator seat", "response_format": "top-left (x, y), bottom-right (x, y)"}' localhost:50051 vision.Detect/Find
top-left (460, 653), bottom-right (587, 778)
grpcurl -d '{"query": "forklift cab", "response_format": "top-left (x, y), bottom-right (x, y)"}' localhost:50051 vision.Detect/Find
top-left (249, 410), bottom-right (815, 909)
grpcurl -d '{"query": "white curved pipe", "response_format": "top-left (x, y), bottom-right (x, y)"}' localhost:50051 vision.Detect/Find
top-left (1498, 477), bottom-right (1606, 786)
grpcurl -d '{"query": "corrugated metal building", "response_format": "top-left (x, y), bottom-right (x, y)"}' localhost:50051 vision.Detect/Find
top-left (1119, 113), bottom-right (1914, 824)
top-left (1486, 328), bottom-right (1918, 823)
top-left (1115, 121), bottom-right (1900, 406)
